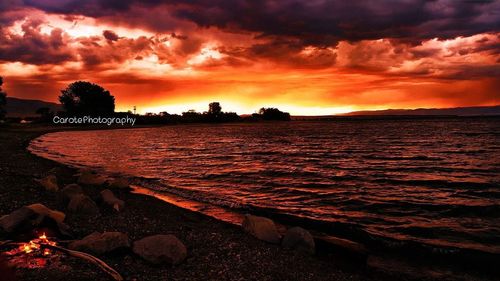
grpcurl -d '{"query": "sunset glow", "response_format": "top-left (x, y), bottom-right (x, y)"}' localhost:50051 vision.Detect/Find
top-left (1, 1), bottom-right (499, 115)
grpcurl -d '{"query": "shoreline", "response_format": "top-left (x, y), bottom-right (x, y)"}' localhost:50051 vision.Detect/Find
top-left (1, 124), bottom-right (496, 280)
top-left (1, 124), bottom-right (388, 281)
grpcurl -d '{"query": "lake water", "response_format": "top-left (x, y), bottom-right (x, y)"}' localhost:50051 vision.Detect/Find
top-left (29, 118), bottom-right (500, 255)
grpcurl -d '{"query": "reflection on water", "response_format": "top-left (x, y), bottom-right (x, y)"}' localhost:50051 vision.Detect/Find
top-left (29, 118), bottom-right (500, 254)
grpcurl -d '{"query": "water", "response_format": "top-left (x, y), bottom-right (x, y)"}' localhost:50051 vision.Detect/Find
top-left (29, 118), bottom-right (500, 255)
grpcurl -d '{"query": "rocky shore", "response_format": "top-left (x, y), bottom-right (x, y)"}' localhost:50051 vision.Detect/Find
top-left (0, 125), bottom-right (491, 281)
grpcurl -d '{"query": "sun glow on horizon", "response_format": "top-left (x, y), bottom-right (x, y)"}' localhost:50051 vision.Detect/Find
top-left (120, 101), bottom-right (359, 116)
top-left (1, 2), bottom-right (498, 114)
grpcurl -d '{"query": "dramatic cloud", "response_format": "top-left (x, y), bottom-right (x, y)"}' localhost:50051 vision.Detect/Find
top-left (172, 0), bottom-right (500, 44)
top-left (5, 1), bottom-right (500, 41)
top-left (0, 0), bottom-right (499, 114)
top-left (102, 30), bottom-right (119, 41)
top-left (0, 17), bottom-right (75, 64)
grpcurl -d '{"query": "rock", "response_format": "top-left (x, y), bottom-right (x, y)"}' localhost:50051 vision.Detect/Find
top-left (0, 204), bottom-right (69, 235)
top-left (108, 178), bottom-right (130, 190)
top-left (27, 204), bottom-right (70, 236)
top-left (61, 183), bottom-right (83, 204)
top-left (133, 234), bottom-right (187, 265)
top-left (100, 189), bottom-right (125, 211)
top-left (0, 207), bottom-right (36, 232)
top-left (36, 174), bottom-right (59, 192)
top-left (68, 194), bottom-right (99, 215)
top-left (282, 227), bottom-right (315, 255)
top-left (77, 171), bottom-right (106, 185)
top-left (27, 203), bottom-right (66, 224)
top-left (242, 214), bottom-right (281, 244)
top-left (69, 232), bottom-right (130, 255)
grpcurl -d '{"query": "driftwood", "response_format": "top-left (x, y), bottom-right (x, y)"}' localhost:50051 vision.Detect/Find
top-left (0, 241), bottom-right (123, 281)
top-left (41, 244), bottom-right (124, 281)
top-left (0, 240), bottom-right (13, 247)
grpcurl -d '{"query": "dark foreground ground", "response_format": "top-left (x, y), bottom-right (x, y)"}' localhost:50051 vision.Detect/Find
top-left (0, 125), bottom-right (491, 281)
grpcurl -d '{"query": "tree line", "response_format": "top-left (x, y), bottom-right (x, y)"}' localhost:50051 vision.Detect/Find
top-left (0, 78), bottom-right (291, 124)
top-left (0, 77), bottom-right (6, 121)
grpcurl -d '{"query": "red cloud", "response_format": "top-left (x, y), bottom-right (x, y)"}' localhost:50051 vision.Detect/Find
top-left (0, 1), bottom-right (499, 114)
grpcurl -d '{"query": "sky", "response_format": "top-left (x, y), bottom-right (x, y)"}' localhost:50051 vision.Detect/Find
top-left (0, 0), bottom-right (499, 115)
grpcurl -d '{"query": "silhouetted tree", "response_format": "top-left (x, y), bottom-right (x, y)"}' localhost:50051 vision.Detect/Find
top-left (258, 107), bottom-right (291, 121)
top-left (182, 109), bottom-right (202, 122)
top-left (0, 76), bottom-right (7, 120)
top-left (208, 102), bottom-right (222, 116)
top-left (36, 107), bottom-right (54, 122)
top-left (182, 109), bottom-right (199, 116)
top-left (220, 112), bottom-right (240, 122)
top-left (59, 81), bottom-right (115, 115)
top-left (133, 102), bottom-right (241, 124)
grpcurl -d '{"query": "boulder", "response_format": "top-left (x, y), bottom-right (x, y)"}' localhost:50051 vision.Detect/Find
top-left (0, 204), bottom-right (69, 235)
top-left (61, 184), bottom-right (83, 200)
top-left (242, 214), bottom-right (281, 244)
top-left (0, 207), bottom-right (36, 232)
top-left (27, 204), bottom-right (70, 235)
top-left (108, 178), bottom-right (130, 190)
top-left (36, 174), bottom-right (59, 192)
top-left (282, 227), bottom-right (315, 255)
top-left (69, 232), bottom-right (130, 255)
top-left (27, 203), bottom-right (66, 225)
top-left (68, 194), bottom-right (99, 215)
top-left (100, 189), bottom-right (125, 212)
top-left (77, 171), bottom-right (107, 186)
top-left (133, 234), bottom-right (187, 265)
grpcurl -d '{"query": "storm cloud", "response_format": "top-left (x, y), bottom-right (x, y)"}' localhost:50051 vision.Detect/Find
top-left (4, 0), bottom-right (497, 42)
top-left (0, 17), bottom-right (75, 64)
top-left (0, 0), bottom-right (498, 114)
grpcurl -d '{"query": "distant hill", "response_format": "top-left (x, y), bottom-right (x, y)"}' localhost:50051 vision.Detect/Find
top-left (5, 97), bottom-right (62, 118)
top-left (341, 106), bottom-right (500, 117)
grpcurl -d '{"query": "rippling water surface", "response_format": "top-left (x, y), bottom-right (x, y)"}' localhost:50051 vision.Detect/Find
top-left (29, 118), bottom-right (500, 254)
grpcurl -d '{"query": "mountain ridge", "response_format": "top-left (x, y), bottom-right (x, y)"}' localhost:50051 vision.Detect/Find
top-left (5, 97), bottom-right (62, 118)
top-left (341, 105), bottom-right (500, 116)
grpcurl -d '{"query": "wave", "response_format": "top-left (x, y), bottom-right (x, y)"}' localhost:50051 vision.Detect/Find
top-left (362, 155), bottom-right (445, 161)
top-left (371, 178), bottom-right (498, 189)
top-left (27, 120), bottom-right (500, 265)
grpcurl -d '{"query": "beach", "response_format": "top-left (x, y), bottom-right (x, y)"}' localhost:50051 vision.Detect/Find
top-left (0, 125), bottom-right (392, 281)
top-left (2, 124), bottom-right (499, 281)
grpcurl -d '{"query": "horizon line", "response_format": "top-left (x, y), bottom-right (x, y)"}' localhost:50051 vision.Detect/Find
top-left (5, 95), bottom-right (500, 117)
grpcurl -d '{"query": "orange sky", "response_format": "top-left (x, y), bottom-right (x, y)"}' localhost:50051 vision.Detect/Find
top-left (0, 1), bottom-right (499, 115)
